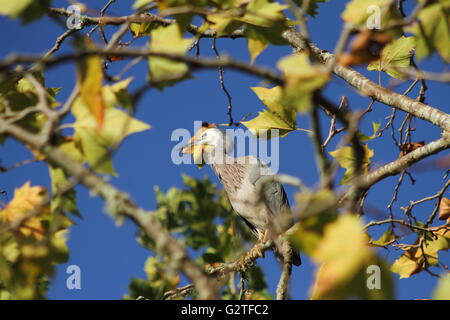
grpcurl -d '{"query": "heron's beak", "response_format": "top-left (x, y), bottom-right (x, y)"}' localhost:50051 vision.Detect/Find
top-left (181, 137), bottom-right (203, 154)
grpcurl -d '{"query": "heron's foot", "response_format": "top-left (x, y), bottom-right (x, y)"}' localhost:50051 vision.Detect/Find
top-left (236, 245), bottom-right (265, 272)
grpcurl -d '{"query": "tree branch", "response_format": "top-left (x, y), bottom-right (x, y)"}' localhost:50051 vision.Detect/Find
top-left (281, 28), bottom-right (450, 132)
top-left (0, 118), bottom-right (218, 300)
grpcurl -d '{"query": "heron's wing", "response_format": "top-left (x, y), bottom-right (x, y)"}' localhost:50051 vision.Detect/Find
top-left (246, 156), bottom-right (290, 215)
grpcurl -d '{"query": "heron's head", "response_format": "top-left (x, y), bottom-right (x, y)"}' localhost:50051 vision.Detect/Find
top-left (181, 124), bottom-right (233, 165)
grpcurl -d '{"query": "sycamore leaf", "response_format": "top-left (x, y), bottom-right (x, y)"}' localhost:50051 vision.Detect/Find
top-left (243, 24), bottom-right (288, 63)
top-left (433, 275), bottom-right (450, 300)
top-left (289, 189), bottom-right (338, 255)
top-left (439, 198), bottom-right (450, 221)
top-left (133, 0), bottom-right (153, 10)
top-left (370, 227), bottom-right (396, 247)
top-left (130, 22), bottom-right (159, 37)
top-left (72, 79), bottom-right (150, 175)
top-left (0, 182), bottom-right (49, 240)
top-left (238, 0), bottom-right (287, 27)
top-left (0, 0), bottom-right (33, 17)
top-left (358, 122), bottom-right (380, 142)
top-left (309, 214), bottom-right (375, 299)
top-left (406, 1), bottom-right (450, 62)
top-left (148, 24), bottom-right (194, 88)
top-left (277, 53), bottom-right (329, 112)
top-left (242, 86), bottom-right (300, 138)
top-left (203, 12), bottom-right (243, 36)
top-left (391, 229), bottom-right (450, 278)
top-left (0, 0), bottom-right (50, 23)
top-left (78, 49), bottom-right (105, 129)
top-left (368, 36), bottom-right (416, 79)
top-left (342, 0), bottom-right (402, 31)
top-left (293, 0), bottom-right (329, 17)
top-left (329, 144), bottom-right (374, 185)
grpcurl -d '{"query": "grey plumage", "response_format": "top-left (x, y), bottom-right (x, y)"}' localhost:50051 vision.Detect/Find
top-left (182, 126), bottom-right (301, 266)
top-left (212, 155), bottom-right (301, 266)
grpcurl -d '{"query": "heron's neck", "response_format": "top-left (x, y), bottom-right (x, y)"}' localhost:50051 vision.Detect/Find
top-left (204, 148), bottom-right (234, 165)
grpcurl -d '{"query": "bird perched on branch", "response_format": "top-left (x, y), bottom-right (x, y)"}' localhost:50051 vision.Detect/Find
top-left (182, 123), bottom-right (301, 268)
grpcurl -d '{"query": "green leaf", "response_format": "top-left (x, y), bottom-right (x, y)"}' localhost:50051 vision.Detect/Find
top-left (358, 122), bottom-right (380, 142)
top-left (368, 36), bottom-right (415, 79)
top-left (293, 0), bottom-right (329, 17)
top-left (72, 79), bottom-right (150, 175)
top-left (433, 275), bottom-right (450, 300)
top-left (370, 227), bottom-right (395, 247)
top-left (329, 144), bottom-right (374, 185)
top-left (309, 214), bottom-right (374, 299)
top-left (406, 1), bottom-right (450, 62)
top-left (130, 22), bottom-right (159, 37)
top-left (342, 0), bottom-right (402, 28)
top-left (289, 189), bottom-right (338, 255)
top-left (148, 24), bottom-right (194, 88)
top-left (238, 0), bottom-right (287, 27)
top-left (243, 24), bottom-right (288, 63)
top-left (277, 53), bottom-right (329, 112)
top-left (0, 0), bottom-right (51, 23)
top-left (77, 45), bottom-right (105, 129)
top-left (133, 0), bottom-right (154, 10)
top-left (242, 86), bottom-right (299, 138)
top-left (391, 229), bottom-right (450, 278)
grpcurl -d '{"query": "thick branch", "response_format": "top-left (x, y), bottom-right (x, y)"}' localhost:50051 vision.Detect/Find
top-left (281, 28), bottom-right (450, 132)
top-left (361, 134), bottom-right (450, 189)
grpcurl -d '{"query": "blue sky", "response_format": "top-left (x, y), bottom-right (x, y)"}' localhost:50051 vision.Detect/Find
top-left (0, 0), bottom-right (448, 300)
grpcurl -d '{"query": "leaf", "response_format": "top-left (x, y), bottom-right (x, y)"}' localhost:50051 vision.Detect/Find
top-left (72, 79), bottom-right (151, 175)
top-left (406, 1), bottom-right (450, 62)
top-left (289, 189), bottom-right (338, 255)
top-left (309, 214), bottom-right (375, 299)
top-left (133, 0), bottom-right (154, 10)
top-left (241, 86), bottom-right (298, 138)
top-left (0, 0), bottom-right (50, 23)
top-left (129, 22), bottom-right (159, 37)
top-left (370, 227), bottom-right (396, 247)
top-left (0, 0), bottom-right (33, 17)
top-left (243, 24), bottom-right (288, 63)
top-left (439, 198), bottom-right (450, 221)
top-left (433, 275), bottom-right (450, 300)
top-left (342, 0), bottom-right (402, 29)
top-left (293, 0), bottom-right (329, 17)
top-left (329, 144), bottom-right (374, 185)
top-left (358, 122), bottom-right (381, 142)
top-left (391, 229), bottom-right (450, 278)
top-left (277, 53), bottom-right (329, 112)
top-left (148, 24), bottom-right (194, 88)
top-left (398, 141), bottom-right (425, 158)
top-left (238, 0), bottom-right (287, 27)
top-left (0, 182), bottom-right (49, 240)
top-left (368, 36), bottom-right (416, 79)
top-left (78, 45), bottom-right (105, 129)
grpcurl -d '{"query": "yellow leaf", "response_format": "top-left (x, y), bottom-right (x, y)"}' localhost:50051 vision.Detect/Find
top-left (406, 1), bottom-right (450, 62)
top-left (148, 24), bottom-right (194, 87)
top-left (277, 53), bottom-right (329, 112)
top-left (0, 182), bottom-right (49, 239)
top-left (368, 36), bottom-right (416, 79)
top-left (433, 275), bottom-right (450, 300)
top-left (342, 0), bottom-right (402, 29)
top-left (391, 229), bottom-right (450, 278)
top-left (72, 79), bottom-right (151, 175)
top-left (0, 0), bottom-right (33, 17)
top-left (329, 144), bottom-right (374, 185)
top-left (310, 214), bottom-right (374, 299)
top-left (78, 43), bottom-right (105, 129)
